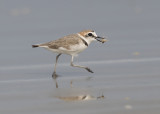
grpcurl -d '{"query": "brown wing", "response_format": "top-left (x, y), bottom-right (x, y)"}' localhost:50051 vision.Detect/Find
top-left (39, 34), bottom-right (81, 50)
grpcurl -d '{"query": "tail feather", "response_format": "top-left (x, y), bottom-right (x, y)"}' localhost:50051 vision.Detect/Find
top-left (32, 44), bottom-right (39, 48)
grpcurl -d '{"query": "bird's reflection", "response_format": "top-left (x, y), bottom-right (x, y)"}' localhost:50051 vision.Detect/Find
top-left (52, 75), bottom-right (93, 88)
top-left (52, 74), bottom-right (60, 88)
top-left (51, 75), bottom-right (104, 101)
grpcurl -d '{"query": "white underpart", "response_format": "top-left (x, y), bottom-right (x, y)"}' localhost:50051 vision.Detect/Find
top-left (38, 45), bottom-right (48, 48)
top-left (39, 42), bottom-right (87, 56)
top-left (69, 43), bottom-right (87, 56)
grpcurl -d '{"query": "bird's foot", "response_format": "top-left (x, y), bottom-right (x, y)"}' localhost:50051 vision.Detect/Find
top-left (52, 72), bottom-right (59, 88)
top-left (52, 72), bottom-right (59, 79)
top-left (85, 67), bottom-right (94, 73)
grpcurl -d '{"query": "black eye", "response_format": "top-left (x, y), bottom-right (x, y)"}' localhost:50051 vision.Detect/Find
top-left (88, 33), bottom-right (93, 36)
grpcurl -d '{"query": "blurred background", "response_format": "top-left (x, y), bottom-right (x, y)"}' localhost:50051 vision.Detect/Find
top-left (1, 0), bottom-right (159, 67)
top-left (0, 0), bottom-right (160, 114)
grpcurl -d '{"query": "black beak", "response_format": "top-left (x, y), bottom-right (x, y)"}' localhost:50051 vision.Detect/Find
top-left (95, 36), bottom-right (106, 43)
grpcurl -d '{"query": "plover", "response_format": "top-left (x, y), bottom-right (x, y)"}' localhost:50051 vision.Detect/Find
top-left (32, 30), bottom-right (107, 79)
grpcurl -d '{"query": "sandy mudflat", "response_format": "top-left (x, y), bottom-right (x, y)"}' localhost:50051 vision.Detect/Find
top-left (0, 59), bottom-right (160, 114)
top-left (1, 1), bottom-right (160, 114)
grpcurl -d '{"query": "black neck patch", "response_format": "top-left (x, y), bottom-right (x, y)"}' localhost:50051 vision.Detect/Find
top-left (81, 38), bottom-right (88, 46)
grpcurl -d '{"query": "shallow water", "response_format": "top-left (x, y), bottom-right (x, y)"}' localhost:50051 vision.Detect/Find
top-left (1, 0), bottom-right (160, 114)
top-left (1, 58), bottom-right (160, 114)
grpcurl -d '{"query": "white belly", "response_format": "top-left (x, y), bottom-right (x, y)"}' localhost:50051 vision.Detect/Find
top-left (42, 44), bottom-right (87, 56)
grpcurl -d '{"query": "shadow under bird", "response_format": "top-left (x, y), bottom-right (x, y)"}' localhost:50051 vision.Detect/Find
top-left (32, 30), bottom-right (107, 79)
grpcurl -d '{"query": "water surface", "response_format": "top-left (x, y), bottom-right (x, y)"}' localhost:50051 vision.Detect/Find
top-left (0, 0), bottom-right (160, 114)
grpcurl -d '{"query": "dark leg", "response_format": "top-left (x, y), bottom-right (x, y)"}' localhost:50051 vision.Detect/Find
top-left (54, 78), bottom-right (59, 88)
top-left (70, 56), bottom-right (94, 73)
top-left (52, 53), bottom-right (61, 79)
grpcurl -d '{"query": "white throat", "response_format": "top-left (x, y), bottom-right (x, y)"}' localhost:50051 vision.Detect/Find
top-left (78, 33), bottom-right (92, 45)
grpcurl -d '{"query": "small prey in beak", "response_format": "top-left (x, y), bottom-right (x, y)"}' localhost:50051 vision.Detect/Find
top-left (95, 36), bottom-right (107, 43)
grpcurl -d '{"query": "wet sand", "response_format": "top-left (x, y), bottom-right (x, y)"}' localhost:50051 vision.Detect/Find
top-left (1, 0), bottom-right (160, 114)
top-left (0, 58), bottom-right (160, 114)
